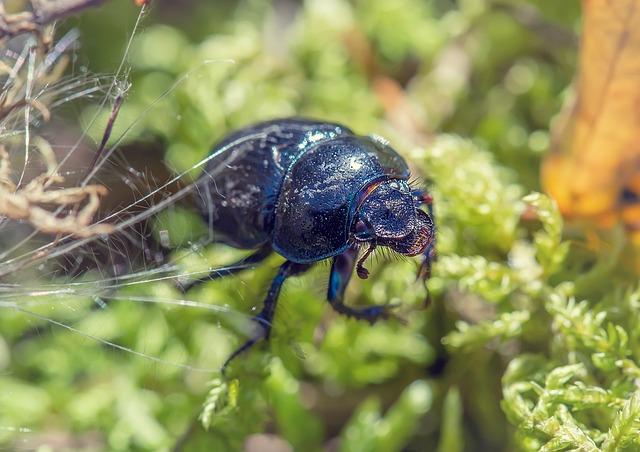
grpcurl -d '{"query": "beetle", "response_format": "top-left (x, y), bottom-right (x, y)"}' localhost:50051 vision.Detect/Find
top-left (184, 118), bottom-right (435, 372)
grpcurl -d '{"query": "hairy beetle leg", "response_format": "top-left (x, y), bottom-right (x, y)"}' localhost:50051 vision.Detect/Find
top-left (221, 260), bottom-right (311, 376)
top-left (328, 248), bottom-right (403, 324)
top-left (177, 245), bottom-right (272, 293)
top-left (355, 243), bottom-right (376, 279)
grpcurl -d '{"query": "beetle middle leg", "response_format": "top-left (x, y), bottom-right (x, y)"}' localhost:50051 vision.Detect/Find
top-left (178, 245), bottom-right (272, 292)
top-left (327, 247), bottom-right (398, 324)
top-left (221, 260), bottom-right (311, 374)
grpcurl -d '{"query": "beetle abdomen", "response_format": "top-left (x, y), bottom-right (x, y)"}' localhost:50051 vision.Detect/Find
top-left (196, 118), bottom-right (351, 248)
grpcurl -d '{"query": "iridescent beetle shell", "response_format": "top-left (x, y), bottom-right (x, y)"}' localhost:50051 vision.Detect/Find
top-left (190, 118), bottom-right (435, 373)
top-left (196, 119), bottom-right (412, 261)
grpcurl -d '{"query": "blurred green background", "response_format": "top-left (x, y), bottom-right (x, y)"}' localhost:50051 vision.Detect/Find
top-left (4, 0), bottom-right (640, 451)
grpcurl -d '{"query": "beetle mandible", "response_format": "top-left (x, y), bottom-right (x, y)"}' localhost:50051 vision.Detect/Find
top-left (183, 118), bottom-right (435, 372)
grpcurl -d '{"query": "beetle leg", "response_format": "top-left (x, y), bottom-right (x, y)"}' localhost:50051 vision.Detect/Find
top-left (417, 242), bottom-right (437, 282)
top-left (413, 189), bottom-right (437, 282)
top-left (177, 245), bottom-right (272, 292)
top-left (221, 260), bottom-right (311, 375)
top-left (417, 219), bottom-right (437, 283)
top-left (412, 188), bottom-right (433, 208)
top-left (355, 242), bottom-right (376, 279)
top-left (327, 247), bottom-right (399, 324)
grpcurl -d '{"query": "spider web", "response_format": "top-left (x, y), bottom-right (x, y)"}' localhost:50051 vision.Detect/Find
top-left (0, 6), bottom-right (277, 383)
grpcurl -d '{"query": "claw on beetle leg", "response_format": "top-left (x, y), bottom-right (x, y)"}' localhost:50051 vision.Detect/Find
top-left (356, 243), bottom-right (376, 279)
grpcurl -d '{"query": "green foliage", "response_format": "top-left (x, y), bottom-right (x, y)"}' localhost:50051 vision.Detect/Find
top-left (443, 310), bottom-right (530, 351)
top-left (523, 193), bottom-right (569, 275)
top-left (265, 359), bottom-right (324, 450)
top-left (339, 380), bottom-right (432, 452)
top-left (200, 378), bottom-right (239, 430)
top-left (411, 136), bottom-right (524, 255)
top-left (6, 0), bottom-right (640, 451)
top-left (602, 391), bottom-right (640, 452)
top-left (437, 387), bottom-right (464, 452)
top-left (498, 285), bottom-right (640, 450)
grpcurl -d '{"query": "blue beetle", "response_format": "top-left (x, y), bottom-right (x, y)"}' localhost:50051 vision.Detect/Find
top-left (186, 118), bottom-right (435, 371)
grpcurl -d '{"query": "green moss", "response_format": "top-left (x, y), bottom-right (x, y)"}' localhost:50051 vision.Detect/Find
top-left (6, 0), bottom-right (640, 451)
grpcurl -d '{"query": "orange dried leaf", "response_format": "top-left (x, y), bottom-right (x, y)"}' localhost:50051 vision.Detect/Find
top-left (542, 0), bottom-right (640, 227)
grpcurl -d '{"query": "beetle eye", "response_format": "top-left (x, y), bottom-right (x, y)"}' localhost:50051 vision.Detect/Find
top-left (353, 219), bottom-right (372, 240)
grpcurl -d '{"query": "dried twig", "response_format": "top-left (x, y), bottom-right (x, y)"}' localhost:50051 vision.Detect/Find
top-left (0, 0), bottom-right (151, 40)
top-left (0, 145), bottom-right (113, 237)
top-left (0, 1), bottom-right (126, 242)
top-left (85, 84), bottom-right (127, 178)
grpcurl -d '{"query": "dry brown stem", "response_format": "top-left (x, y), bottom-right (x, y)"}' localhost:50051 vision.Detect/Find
top-left (0, 0), bottom-right (108, 40)
top-left (0, 145), bottom-right (113, 237)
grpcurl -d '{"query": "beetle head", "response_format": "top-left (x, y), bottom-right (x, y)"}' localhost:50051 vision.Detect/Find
top-left (352, 179), bottom-right (434, 258)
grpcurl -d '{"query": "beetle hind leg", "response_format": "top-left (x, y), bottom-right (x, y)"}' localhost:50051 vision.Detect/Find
top-left (327, 247), bottom-right (400, 324)
top-left (221, 260), bottom-right (311, 375)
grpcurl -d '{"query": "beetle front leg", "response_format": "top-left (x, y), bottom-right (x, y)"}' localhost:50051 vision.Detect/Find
top-left (412, 189), bottom-right (432, 208)
top-left (327, 247), bottom-right (398, 324)
top-left (417, 242), bottom-right (436, 282)
top-left (413, 188), bottom-right (437, 282)
top-left (221, 260), bottom-right (310, 375)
